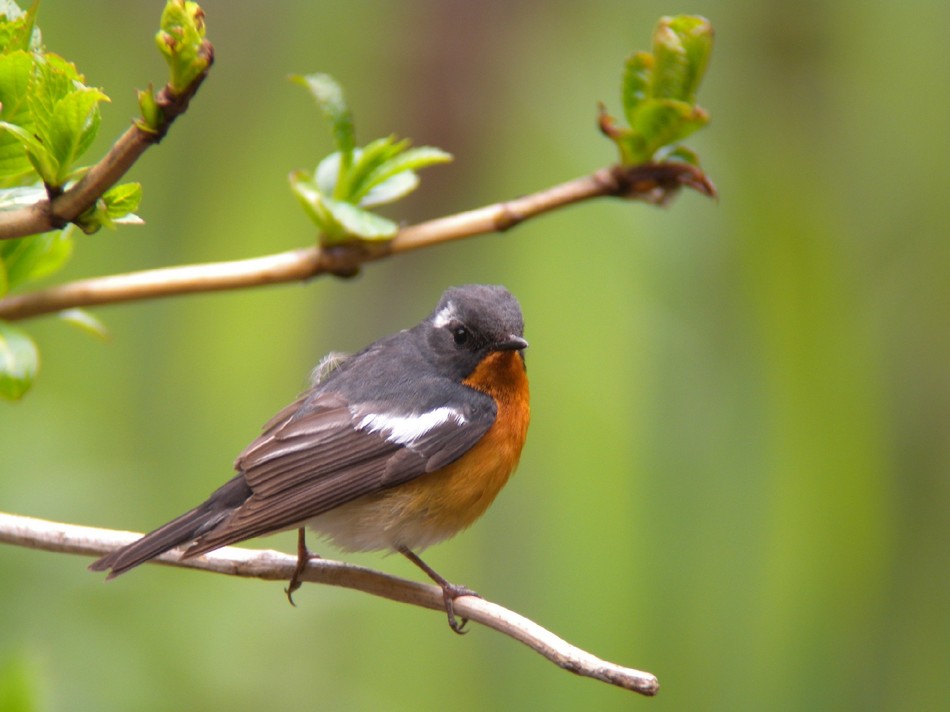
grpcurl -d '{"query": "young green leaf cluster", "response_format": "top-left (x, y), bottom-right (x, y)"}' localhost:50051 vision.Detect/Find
top-left (0, 0), bottom-right (142, 399)
top-left (153, 1), bottom-right (208, 103)
top-left (289, 73), bottom-right (452, 244)
top-left (600, 15), bottom-right (713, 166)
top-left (0, 4), bottom-right (145, 218)
top-left (0, 51), bottom-right (108, 190)
top-left (136, 1), bottom-right (208, 134)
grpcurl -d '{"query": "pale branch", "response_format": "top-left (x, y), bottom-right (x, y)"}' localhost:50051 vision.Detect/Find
top-left (0, 41), bottom-right (214, 242)
top-left (0, 511), bottom-right (659, 696)
top-left (0, 162), bottom-right (713, 321)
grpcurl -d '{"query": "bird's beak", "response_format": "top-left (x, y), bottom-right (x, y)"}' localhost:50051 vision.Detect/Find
top-left (494, 335), bottom-right (529, 351)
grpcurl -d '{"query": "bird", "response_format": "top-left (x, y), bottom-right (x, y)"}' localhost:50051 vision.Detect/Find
top-left (90, 284), bottom-right (530, 633)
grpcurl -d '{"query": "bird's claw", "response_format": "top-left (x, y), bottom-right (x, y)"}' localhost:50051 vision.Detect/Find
top-left (442, 583), bottom-right (480, 634)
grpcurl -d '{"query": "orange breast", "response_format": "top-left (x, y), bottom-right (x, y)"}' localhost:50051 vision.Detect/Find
top-left (311, 349), bottom-right (530, 552)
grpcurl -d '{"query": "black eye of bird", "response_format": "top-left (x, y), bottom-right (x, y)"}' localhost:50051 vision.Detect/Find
top-left (452, 325), bottom-right (471, 346)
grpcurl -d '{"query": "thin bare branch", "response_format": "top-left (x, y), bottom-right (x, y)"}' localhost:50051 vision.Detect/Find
top-left (0, 41), bottom-right (214, 242)
top-left (0, 511), bottom-right (659, 696)
top-left (0, 162), bottom-right (713, 321)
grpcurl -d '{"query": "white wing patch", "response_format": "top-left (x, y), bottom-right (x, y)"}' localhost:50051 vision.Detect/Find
top-left (357, 407), bottom-right (467, 446)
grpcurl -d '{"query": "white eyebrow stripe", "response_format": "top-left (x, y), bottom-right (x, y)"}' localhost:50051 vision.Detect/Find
top-left (357, 407), bottom-right (467, 446)
top-left (432, 302), bottom-right (456, 328)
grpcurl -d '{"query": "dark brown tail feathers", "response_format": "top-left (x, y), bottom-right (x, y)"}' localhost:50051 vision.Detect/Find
top-left (89, 476), bottom-right (252, 579)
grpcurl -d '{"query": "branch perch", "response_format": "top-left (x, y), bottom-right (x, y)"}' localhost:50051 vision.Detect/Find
top-left (0, 511), bottom-right (659, 696)
top-left (0, 162), bottom-right (713, 321)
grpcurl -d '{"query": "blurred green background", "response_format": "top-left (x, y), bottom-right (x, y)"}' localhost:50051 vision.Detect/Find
top-left (2, 1), bottom-right (948, 710)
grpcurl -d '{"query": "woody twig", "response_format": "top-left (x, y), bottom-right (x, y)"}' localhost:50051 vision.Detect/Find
top-left (0, 511), bottom-right (659, 696)
top-left (0, 161), bottom-right (713, 321)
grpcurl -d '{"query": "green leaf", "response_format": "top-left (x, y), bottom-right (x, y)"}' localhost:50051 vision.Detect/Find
top-left (321, 196), bottom-right (398, 241)
top-left (45, 86), bottom-right (108, 185)
top-left (0, 52), bottom-right (33, 117)
top-left (651, 22), bottom-right (691, 101)
top-left (1, 52), bottom-right (109, 187)
top-left (633, 99), bottom-right (704, 153)
top-left (316, 140), bottom-right (452, 207)
top-left (314, 152), bottom-right (342, 196)
top-left (0, 118), bottom-right (54, 183)
top-left (102, 181), bottom-right (142, 219)
top-left (74, 182), bottom-right (143, 233)
top-left (359, 170), bottom-right (418, 208)
top-left (312, 139), bottom-right (411, 203)
top-left (156, 0), bottom-right (209, 94)
top-left (28, 52), bottom-right (83, 130)
top-left (136, 84), bottom-right (162, 133)
top-left (0, 51), bottom-right (38, 185)
top-left (0, 320), bottom-right (38, 400)
top-left (0, 0), bottom-right (41, 54)
top-left (664, 15), bottom-right (713, 103)
top-left (0, 228), bottom-right (73, 290)
top-left (31, 53), bottom-right (108, 186)
top-left (354, 145), bottom-right (452, 205)
top-left (291, 73), bottom-right (355, 177)
top-left (290, 74), bottom-right (450, 242)
top-left (289, 169), bottom-right (332, 232)
top-left (622, 51), bottom-right (652, 126)
top-left (58, 308), bottom-right (109, 340)
top-left (290, 172), bottom-right (398, 242)
top-left (341, 136), bottom-right (407, 202)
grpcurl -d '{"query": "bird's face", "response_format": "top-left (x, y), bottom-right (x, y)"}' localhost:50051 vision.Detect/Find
top-left (423, 285), bottom-right (527, 382)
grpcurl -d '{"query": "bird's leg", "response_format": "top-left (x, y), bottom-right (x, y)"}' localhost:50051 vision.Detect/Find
top-left (285, 527), bottom-right (320, 606)
top-left (398, 546), bottom-right (480, 634)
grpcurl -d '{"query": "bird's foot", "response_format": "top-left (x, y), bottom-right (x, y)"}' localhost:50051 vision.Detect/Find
top-left (285, 528), bottom-right (321, 606)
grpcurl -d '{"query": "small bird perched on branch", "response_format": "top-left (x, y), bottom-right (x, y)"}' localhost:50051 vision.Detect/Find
top-left (91, 284), bottom-right (530, 633)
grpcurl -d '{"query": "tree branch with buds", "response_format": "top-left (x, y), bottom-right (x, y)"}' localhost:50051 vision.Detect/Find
top-left (0, 162), bottom-right (713, 321)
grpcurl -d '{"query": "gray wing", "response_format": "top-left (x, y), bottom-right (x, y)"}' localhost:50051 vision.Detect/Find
top-left (184, 384), bottom-right (495, 555)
